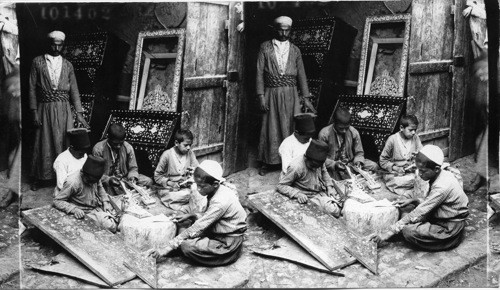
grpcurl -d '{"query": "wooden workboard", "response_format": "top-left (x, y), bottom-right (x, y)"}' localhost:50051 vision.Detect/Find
top-left (29, 252), bottom-right (108, 287)
top-left (248, 190), bottom-right (376, 271)
top-left (253, 236), bottom-right (348, 276)
top-left (22, 205), bottom-right (155, 287)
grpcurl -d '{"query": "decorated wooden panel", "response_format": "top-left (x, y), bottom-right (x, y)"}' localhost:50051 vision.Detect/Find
top-left (22, 205), bottom-right (141, 286)
top-left (124, 257), bottom-right (157, 288)
top-left (29, 252), bottom-right (108, 287)
top-left (330, 95), bottom-right (405, 131)
top-left (287, 16), bottom-right (357, 131)
top-left (129, 29), bottom-right (185, 111)
top-left (345, 239), bottom-right (378, 275)
top-left (300, 78), bottom-right (322, 112)
top-left (253, 236), bottom-right (349, 276)
top-left (101, 110), bottom-right (181, 172)
top-left (357, 14), bottom-right (411, 98)
top-left (289, 17), bottom-right (336, 52)
top-left (329, 94), bottom-right (405, 156)
top-left (63, 32), bottom-right (109, 131)
top-left (248, 190), bottom-right (372, 271)
top-left (301, 52), bottom-right (326, 79)
top-left (62, 32), bottom-right (108, 67)
top-left (73, 67), bottom-right (97, 95)
top-left (71, 93), bottom-right (95, 127)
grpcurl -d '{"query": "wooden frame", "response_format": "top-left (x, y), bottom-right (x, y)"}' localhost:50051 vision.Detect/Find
top-left (363, 37), bottom-right (404, 94)
top-left (357, 14), bottom-right (411, 97)
top-left (137, 52), bottom-right (178, 111)
top-left (129, 29), bottom-right (185, 111)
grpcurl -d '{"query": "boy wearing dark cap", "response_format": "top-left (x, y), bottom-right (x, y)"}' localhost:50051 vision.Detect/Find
top-left (53, 155), bottom-right (118, 232)
top-left (93, 123), bottom-right (153, 194)
top-left (277, 139), bottom-right (346, 218)
top-left (279, 113), bottom-right (316, 178)
top-left (319, 107), bottom-right (379, 180)
top-left (53, 128), bottom-right (90, 196)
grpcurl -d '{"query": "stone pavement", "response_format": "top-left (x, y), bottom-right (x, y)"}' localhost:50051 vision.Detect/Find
top-left (488, 212), bottom-right (500, 287)
top-left (15, 155), bottom-right (490, 288)
top-left (0, 202), bottom-right (20, 289)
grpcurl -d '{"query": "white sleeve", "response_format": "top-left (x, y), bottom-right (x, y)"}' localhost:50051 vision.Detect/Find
top-left (53, 157), bottom-right (67, 190)
top-left (279, 140), bottom-right (292, 174)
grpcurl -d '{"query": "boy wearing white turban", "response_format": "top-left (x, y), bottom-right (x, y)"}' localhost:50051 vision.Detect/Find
top-left (29, 30), bottom-right (89, 190)
top-left (370, 145), bottom-right (469, 251)
top-left (148, 160), bottom-right (247, 266)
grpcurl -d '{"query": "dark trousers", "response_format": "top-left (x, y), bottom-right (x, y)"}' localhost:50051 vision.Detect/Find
top-left (401, 219), bottom-right (465, 251)
top-left (180, 234), bottom-right (244, 266)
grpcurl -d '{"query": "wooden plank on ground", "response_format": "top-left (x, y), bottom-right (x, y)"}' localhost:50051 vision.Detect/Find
top-left (490, 194), bottom-right (500, 211)
top-left (21, 205), bottom-right (156, 287)
top-left (29, 252), bottom-right (108, 287)
top-left (248, 190), bottom-right (365, 271)
top-left (124, 256), bottom-right (157, 289)
top-left (344, 238), bottom-right (378, 275)
top-left (252, 236), bottom-right (348, 276)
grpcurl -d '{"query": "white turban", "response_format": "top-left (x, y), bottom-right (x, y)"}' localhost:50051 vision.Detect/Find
top-left (419, 145), bottom-right (444, 166)
top-left (274, 16), bottom-right (292, 27)
top-left (47, 31), bottom-right (65, 42)
top-left (198, 160), bottom-right (225, 182)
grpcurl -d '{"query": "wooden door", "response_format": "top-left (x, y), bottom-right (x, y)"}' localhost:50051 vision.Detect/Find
top-left (182, 2), bottom-right (246, 175)
top-left (407, 0), bottom-right (471, 160)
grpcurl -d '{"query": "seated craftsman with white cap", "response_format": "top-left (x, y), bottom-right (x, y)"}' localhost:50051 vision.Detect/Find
top-left (148, 160), bottom-right (247, 266)
top-left (370, 145), bottom-right (469, 251)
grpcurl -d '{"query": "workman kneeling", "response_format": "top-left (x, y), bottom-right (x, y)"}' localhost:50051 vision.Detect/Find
top-left (148, 160), bottom-right (247, 266)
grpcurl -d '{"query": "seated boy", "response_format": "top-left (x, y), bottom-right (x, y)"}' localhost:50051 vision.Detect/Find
top-left (53, 155), bottom-right (118, 233)
top-left (92, 123), bottom-right (153, 195)
top-left (370, 145), bottom-right (469, 251)
top-left (53, 128), bottom-right (90, 196)
top-left (277, 139), bottom-right (346, 218)
top-left (154, 129), bottom-right (199, 189)
top-left (148, 160), bottom-right (247, 266)
top-left (318, 107), bottom-right (378, 180)
top-left (279, 113), bottom-right (315, 179)
top-left (379, 114), bottom-right (423, 196)
top-left (154, 129), bottom-right (205, 213)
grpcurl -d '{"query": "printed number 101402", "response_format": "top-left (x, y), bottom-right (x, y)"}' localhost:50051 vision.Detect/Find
top-left (40, 5), bottom-right (111, 21)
